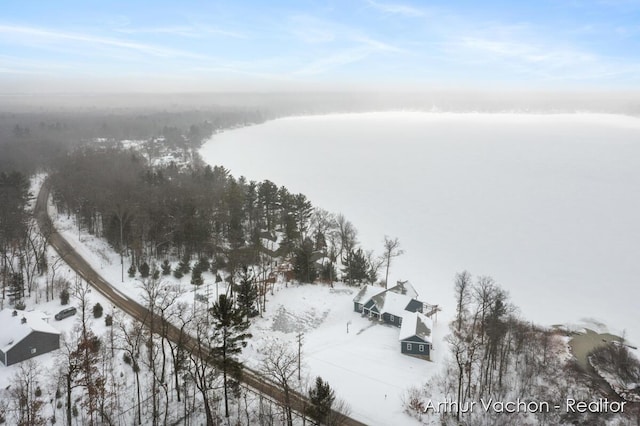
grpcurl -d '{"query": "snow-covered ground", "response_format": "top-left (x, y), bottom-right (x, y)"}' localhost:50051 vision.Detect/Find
top-left (242, 283), bottom-right (443, 426)
top-left (200, 112), bottom-right (640, 349)
top-left (0, 250), bottom-right (115, 390)
top-left (48, 195), bottom-right (436, 425)
top-left (48, 200), bottom-right (224, 310)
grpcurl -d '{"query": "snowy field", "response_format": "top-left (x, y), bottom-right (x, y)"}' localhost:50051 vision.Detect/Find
top-left (200, 112), bottom-right (640, 348)
top-left (242, 283), bottom-right (443, 426)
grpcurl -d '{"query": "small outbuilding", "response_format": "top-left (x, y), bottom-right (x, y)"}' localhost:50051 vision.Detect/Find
top-left (399, 311), bottom-right (432, 360)
top-left (0, 309), bottom-right (61, 366)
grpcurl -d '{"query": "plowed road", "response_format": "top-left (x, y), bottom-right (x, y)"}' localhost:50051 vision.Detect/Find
top-left (36, 181), bottom-right (367, 426)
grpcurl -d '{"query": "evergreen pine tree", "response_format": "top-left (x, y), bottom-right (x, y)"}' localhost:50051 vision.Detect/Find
top-left (236, 266), bottom-right (258, 318)
top-left (293, 238), bottom-right (317, 283)
top-left (128, 263), bottom-right (136, 278)
top-left (60, 288), bottom-right (70, 305)
top-left (319, 262), bottom-right (337, 283)
top-left (195, 257), bottom-right (210, 273)
top-left (307, 376), bottom-right (335, 425)
top-left (177, 255), bottom-right (191, 274)
top-left (93, 303), bottom-right (103, 318)
top-left (341, 248), bottom-right (369, 285)
top-left (138, 261), bottom-right (150, 278)
top-left (210, 294), bottom-right (252, 419)
top-left (161, 259), bottom-right (171, 275)
top-left (191, 268), bottom-right (204, 286)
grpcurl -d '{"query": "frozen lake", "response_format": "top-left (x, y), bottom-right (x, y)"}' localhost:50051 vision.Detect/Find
top-left (200, 112), bottom-right (640, 346)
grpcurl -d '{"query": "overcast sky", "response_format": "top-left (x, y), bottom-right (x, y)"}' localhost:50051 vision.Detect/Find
top-left (1, 0), bottom-right (639, 93)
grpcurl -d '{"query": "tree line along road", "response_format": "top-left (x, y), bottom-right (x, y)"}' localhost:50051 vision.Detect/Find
top-left (35, 180), bottom-right (368, 426)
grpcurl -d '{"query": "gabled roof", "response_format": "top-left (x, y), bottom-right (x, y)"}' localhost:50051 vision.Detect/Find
top-left (399, 311), bottom-right (432, 342)
top-left (353, 285), bottom-right (385, 304)
top-left (0, 309), bottom-right (60, 352)
top-left (388, 280), bottom-right (418, 299)
top-left (370, 291), bottom-right (416, 318)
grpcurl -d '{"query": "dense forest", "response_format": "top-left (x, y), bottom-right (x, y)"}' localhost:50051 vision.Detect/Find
top-left (0, 105), bottom-right (266, 306)
top-left (48, 145), bottom-right (386, 296)
top-left (0, 105), bottom-right (264, 174)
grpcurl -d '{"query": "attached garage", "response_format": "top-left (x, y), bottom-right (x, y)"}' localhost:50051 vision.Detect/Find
top-left (399, 311), bottom-right (432, 360)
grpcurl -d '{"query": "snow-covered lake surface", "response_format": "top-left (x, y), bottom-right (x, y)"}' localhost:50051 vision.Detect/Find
top-left (201, 112), bottom-right (640, 347)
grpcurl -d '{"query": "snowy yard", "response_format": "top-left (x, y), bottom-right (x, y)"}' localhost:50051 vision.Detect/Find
top-left (242, 283), bottom-right (444, 426)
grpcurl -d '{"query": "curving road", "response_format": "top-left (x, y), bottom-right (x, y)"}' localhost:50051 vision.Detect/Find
top-left (36, 180), bottom-right (367, 426)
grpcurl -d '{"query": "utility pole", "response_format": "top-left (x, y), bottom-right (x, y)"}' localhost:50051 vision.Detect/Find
top-left (120, 218), bottom-right (124, 283)
top-left (297, 332), bottom-right (304, 381)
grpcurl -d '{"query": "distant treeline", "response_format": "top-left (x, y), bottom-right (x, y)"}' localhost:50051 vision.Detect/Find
top-left (0, 107), bottom-right (265, 174)
top-left (2, 101), bottom-right (378, 292)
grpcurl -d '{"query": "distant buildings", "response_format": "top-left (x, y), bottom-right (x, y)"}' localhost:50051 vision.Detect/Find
top-left (0, 309), bottom-right (60, 366)
top-left (353, 281), bottom-right (435, 360)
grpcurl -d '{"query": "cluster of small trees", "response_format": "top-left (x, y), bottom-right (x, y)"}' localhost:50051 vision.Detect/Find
top-left (0, 171), bottom-right (57, 307)
top-left (26, 276), bottom-right (258, 426)
top-left (293, 208), bottom-right (404, 288)
top-left (417, 271), bottom-right (604, 425)
top-left (589, 341), bottom-right (640, 402)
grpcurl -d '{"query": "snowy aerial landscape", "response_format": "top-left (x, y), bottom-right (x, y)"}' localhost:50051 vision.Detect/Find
top-left (201, 112), bottom-right (640, 348)
top-left (0, 109), bottom-right (638, 426)
top-left (3, 0), bottom-right (640, 425)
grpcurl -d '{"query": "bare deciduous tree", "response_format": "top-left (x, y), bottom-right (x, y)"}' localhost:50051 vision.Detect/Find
top-left (382, 236), bottom-right (403, 289)
top-left (335, 214), bottom-right (357, 259)
top-left (454, 271), bottom-right (472, 333)
top-left (188, 313), bottom-right (221, 426)
top-left (259, 341), bottom-right (299, 426)
top-left (116, 317), bottom-right (144, 425)
top-left (10, 360), bottom-right (46, 426)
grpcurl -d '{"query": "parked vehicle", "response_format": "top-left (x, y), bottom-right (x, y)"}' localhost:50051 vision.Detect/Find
top-left (55, 307), bottom-right (77, 320)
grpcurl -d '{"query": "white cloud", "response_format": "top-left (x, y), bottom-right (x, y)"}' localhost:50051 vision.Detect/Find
top-left (352, 35), bottom-right (407, 53)
top-left (365, 0), bottom-right (426, 17)
top-left (115, 25), bottom-right (246, 39)
top-left (291, 49), bottom-right (371, 75)
top-left (0, 24), bottom-right (208, 59)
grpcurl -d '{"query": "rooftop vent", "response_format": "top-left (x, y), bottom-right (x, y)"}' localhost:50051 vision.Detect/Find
top-left (21, 317), bottom-right (27, 324)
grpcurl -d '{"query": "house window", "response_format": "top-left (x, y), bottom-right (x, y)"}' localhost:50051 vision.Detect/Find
top-left (406, 343), bottom-right (412, 351)
top-left (389, 314), bottom-right (394, 322)
top-left (30, 348), bottom-right (37, 354)
top-left (419, 345), bottom-right (424, 352)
